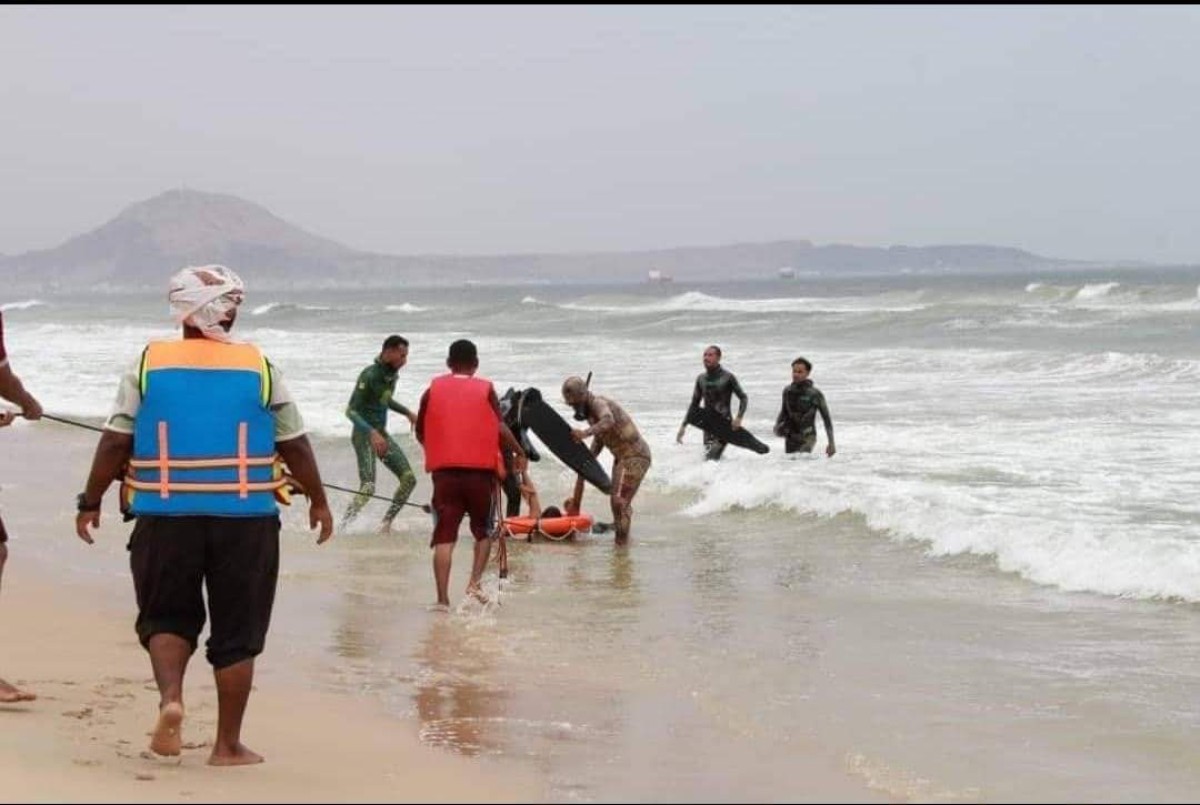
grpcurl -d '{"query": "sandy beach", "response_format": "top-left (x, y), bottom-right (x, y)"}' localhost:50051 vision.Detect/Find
top-left (0, 424), bottom-right (538, 804)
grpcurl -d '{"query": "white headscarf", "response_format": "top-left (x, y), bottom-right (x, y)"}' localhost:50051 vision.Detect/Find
top-left (167, 265), bottom-right (245, 342)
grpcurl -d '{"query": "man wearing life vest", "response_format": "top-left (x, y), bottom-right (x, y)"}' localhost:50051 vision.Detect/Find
top-left (0, 308), bottom-right (43, 704)
top-left (562, 376), bottom-right (652, 546)
top-left (73, 265), bottom-right (334, 767)
top-left (415, 339), bottom-right (527, 609)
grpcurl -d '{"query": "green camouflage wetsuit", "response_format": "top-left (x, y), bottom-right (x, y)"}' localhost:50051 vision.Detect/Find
top-left (773, 379), bottom-right (834, 454)
top-left (684, 366), bottom-right (748, 461)
top-left (342, 357), bottom-right (417, 525)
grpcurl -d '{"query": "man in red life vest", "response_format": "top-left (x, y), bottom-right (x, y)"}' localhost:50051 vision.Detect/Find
top-left (415, 339), bottom-right (527, 608)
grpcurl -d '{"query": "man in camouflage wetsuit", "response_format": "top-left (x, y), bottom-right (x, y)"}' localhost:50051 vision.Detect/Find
top-left (773, 356), bottom-right (836, 457)
top-left (676, 345), bottom-right (749, 461)
top-left (562, 376), bottom-right (651, 546)
top-left (342, 335), bottom-right (418, 532)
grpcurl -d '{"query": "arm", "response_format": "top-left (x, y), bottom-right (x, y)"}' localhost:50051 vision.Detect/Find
top-left (564, 438), bottom-right (603, 516)
top-left (773, 389), bottom-right (788, 437)
top-left (387, 398), bottom-right (416, 424)
top-left (76, 361), bottom-right (141, 542)
top-left (0, 363), bottom-right (43, 420)
top-left (277, 434), bottom-right (334, 543)
top-left (489, 388), bottom-right (527, 471)
top-left (344, 369), bottom-right (377, 432)
top-left (414, 389), bottom-right (430, 445)
top-left (677, 377), bottom-right (702, 440)
top-left (816, 391), bottom-right (835, 457)
top-left (74, 430), bottom-right (134, 544)
top-left (519, 471), bottom-right (542, 517)
top-left (731, 374), bottom-right (748, 423)
top-left (578, 398), bottom-right (616, 440)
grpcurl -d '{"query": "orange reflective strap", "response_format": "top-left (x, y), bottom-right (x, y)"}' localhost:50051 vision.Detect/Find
top-left (237, 422), bottom-right (249, 499)
top-left (157, 421), bottom-right (170, 499)
top-left (125, 479), bottom-right (286, 493)
top-left (127, 456), bottom-right (276, 469)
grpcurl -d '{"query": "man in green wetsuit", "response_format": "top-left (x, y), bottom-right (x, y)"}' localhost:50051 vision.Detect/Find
top-left (676, 345), bottom-right (749, 461)
top-left (342, 335), bottom-right (419, 532)
top-left (773, 356), bottom-right (836, 457)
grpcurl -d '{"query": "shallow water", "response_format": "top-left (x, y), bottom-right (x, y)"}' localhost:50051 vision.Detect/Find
top-left (6, 267), bottom-right (1200, 801)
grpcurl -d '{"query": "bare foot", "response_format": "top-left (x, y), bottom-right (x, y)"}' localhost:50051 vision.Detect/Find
top-left (377, 520), bottom-right (395, 535)
top-left (464, 582), bottom-right (491, 605)
top-left (149, 702), bottom-right (184, 756)
top-left (428, 602), bottom-right (451, 613)
top-left (0, 678), bottom-right (36, 703)
top-left (208, 742), bottom-right (264, 766)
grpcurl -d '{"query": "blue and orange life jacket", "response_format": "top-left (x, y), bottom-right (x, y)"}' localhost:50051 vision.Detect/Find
top-left (422, 374), bottom-right (500, 473)
top-left (124, 339), bottom-right (285, 517)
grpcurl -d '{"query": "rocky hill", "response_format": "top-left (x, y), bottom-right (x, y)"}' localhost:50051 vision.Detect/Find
top-left (1, 189), bottom-right (1073, 291)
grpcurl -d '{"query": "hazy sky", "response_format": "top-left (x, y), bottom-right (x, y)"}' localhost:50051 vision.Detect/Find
top-left (2, 5), bottom-right (1199, 263)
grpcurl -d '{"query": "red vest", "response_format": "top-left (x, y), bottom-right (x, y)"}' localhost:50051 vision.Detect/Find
top-left (422, 374), bottom-right (500, 472)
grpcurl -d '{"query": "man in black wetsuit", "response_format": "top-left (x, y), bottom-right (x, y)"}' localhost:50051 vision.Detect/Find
top-left (676, 345), bottom-right (748, 461)
top-left (773, 356), bottom-right (836, 457)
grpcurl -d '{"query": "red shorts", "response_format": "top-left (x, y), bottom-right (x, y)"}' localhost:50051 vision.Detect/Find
top-left (430, 469), bottom-right (497, 547)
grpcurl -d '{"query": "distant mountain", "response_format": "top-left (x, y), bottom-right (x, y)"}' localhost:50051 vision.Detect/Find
top-left (1, 189), bottom-right (1079, 291)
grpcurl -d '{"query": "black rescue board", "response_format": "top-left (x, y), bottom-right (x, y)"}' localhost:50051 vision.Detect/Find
top-left (686, 407), bottom-right (771, 454)
top-left (517, 388), bottom-right (613, 493)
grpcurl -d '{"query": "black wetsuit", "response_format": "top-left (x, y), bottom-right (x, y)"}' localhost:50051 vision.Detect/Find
top-left (773, 379), bottom-right (834, 454)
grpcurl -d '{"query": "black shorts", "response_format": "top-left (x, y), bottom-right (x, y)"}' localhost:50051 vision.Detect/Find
top-left (0, 512), bottom-right (7, 544)
top-left (128, 514), bottom-right (280, 669)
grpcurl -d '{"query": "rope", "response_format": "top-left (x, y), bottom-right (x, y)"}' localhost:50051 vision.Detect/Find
top-left (30, 411), bottom-right (431, 512)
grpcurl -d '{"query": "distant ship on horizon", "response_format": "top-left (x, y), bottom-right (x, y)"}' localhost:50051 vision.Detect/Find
top-left (647, 269), bottom-right (674, 283)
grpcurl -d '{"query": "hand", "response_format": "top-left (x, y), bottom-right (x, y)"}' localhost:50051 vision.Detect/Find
top-left (826, 444), bottom-right (837, 458)
top-left (675, 426), bottom-right (685, 444)
top-left (732, 417), bottom-right (742, 431)
top-left (513, 452), bottom-right (529, 473)
top-left (369, 430), bottom-right (388, 457)
top-left (406, 412), bottom-right (417, 428)
top-left (21, 397), bottom-right (43, 421)
top-left (0, 410), bottom-right (15, 428)
top-left (310, 501), bottom-right (334, 544)
top-left (570, 429), bottom-right (587, 443)
top-left (563, 498), bottom-right (580, 516)
top-left (75, 510), bottom-right (99, 544)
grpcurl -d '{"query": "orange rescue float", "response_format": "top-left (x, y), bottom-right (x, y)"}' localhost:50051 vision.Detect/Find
top-left (501, 513), bottom-right (595, 541)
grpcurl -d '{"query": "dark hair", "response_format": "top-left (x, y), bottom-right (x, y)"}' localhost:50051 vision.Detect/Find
top-left (447, 338), bottom-right (478, 369)
top-left (540, 506), bottom-right (563, 519)
top-left (792, 357), bottom-right (812, 372)
top-left (382, 334), bottom-right (408, 351)
top-left (705, 345), bottom-right (722, 358)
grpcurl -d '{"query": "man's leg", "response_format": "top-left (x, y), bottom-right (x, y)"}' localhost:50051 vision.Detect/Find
top-left (130, 516), bottom-right (206, 757)
top-left (204, 516), bottom-right (279, 765)
top-left (464, 471), bottom-right (500, 601)
top-left (430, 472), bottom-right (466, 607)
top-left (209, 659), bottom-right (261, 765)
top-left (703, 432), bottom-right (727, 461)
top-left (147, 634), bottom-right (191, 756)
top-left (0, 532), bottom-right (36, 703)
top-left (611, 457), bottom-right (650, 545)
top-left (379, 436), bottom-right (416, 530)
top-left (341, 431), bottom-right (377, 527)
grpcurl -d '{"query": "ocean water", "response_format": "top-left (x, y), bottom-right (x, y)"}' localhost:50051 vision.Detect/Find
top-left (4, 265), bottom-right (1200, 801)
